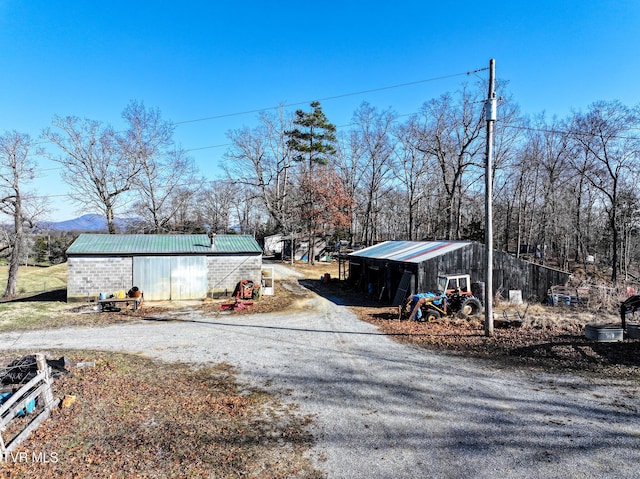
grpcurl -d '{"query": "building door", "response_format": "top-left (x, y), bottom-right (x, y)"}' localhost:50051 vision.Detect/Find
top-left (133, 256), bottom-right (208, 300)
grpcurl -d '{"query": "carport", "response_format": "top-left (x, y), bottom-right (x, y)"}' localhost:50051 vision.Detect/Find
top-left (349, 240), bottom-right (571, 304)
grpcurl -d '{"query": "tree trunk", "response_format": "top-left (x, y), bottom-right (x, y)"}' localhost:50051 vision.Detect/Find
top-left (106, 204), bottom-right (116, 234)
top-left (611, 208), bottom-right (618, 284)
top-left (4, 199), bottom-right (23, 298)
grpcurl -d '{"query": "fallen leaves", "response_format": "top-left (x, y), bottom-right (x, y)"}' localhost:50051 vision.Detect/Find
top-left (352, 303), bottom-right (640, 379)
top-left (0, 351), bottom-right (322, 479)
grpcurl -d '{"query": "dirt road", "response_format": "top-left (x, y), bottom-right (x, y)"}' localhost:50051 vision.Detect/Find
top-left (1, 269), bottom-right (639, 478)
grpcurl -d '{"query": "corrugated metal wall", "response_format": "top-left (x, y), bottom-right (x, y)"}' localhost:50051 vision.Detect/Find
top-left (351, 243), bottom-right (571, 303)
top-left (133, 256), bottom-right (208, 300)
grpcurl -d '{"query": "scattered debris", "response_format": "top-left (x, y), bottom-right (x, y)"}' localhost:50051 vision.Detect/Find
top-left (0, 355), bottom-right (72, 385)
top-left (75, 361), bottom-right (95, 369)
top-left (221, 299), bottom-right (254, 311)
top-left (0, 353), bottom-right (61, 460)
top-left (493, 305), bottom-right (528, 328)
top-left (547, 285), bottom-right (589, 307)
top-left (61, 394), bottom-right (76, 408)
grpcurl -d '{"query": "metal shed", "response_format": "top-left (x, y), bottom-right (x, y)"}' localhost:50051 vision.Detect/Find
top-left (348, 240), bottom-right (571, 304)
top-left (66, 234), bottom-right (263, 301)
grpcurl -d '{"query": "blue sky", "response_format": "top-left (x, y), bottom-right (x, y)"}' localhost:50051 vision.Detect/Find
top-left (1, 1), bottom-right (639, 221)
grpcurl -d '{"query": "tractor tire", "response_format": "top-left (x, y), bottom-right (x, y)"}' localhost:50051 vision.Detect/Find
top-left (460, 297), bottom-right (482, 318)
top-left (423, 308), bottom-right (441, 322)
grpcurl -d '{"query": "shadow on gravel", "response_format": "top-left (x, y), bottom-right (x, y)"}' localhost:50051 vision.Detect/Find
top-left (140, 316), bottom-right (488, 344)
top-left (140, 314), bottom-right (476, 340)
top-left (509, 337), bottom-right (640, 369)
top-left (142, 315), bottom-right (390, 336)
top-left (298, 278), bottom-right (381, 307)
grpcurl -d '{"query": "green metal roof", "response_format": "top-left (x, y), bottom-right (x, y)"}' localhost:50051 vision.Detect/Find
top-left (66, 234), bottom-right (262, 255)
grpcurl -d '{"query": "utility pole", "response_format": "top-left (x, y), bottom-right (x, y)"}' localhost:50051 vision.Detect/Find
top-left (484, 59), bottom-right (496, 337)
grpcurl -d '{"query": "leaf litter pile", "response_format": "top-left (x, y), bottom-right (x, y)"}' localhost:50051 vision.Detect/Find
top-left (0, 351), bottom-right (322, 479)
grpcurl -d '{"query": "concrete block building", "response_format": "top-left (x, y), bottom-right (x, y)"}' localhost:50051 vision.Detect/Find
top-left (66, 234), bottom-right (263, 301)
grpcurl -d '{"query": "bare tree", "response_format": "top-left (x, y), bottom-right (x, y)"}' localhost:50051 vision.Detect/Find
top-left (494, 140), bottom-right (541, 257)
top-left (521, 115), bottom-right (575, 267)
top-left (394, 116), bottom-right (431, 240)
top-left (196, 180), bottom-right (236, 233)
top-left (133, 146), bottom-right (197, 232)
top-left (617, 189), bottom-right (640, 281)
top-left (161, 186), bottom-right (201, 233)
top-left (570, 100), bottom-right (640, 283)
top-left (0, 131), bottom-right (41, 297)
top-left (415, 86), bottom-right (485, 240)
top-left (231, 188), bottom-right (266, 236)
top-left (119, 101), bottom-right (197, 232)
top-left (44, 116), bottom-right (139, 234)
top-left (352, 102), bottom-right (396, 246)
top-left (491, 88), bottom-right (525, 251)
top-left (566, 141), bottom-right (598, 266)
top-left (224, 108), bottom-right (295, 232)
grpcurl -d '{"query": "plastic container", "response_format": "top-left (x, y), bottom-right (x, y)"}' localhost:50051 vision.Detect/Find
top-left (0, 392), bottom-right (36, 416)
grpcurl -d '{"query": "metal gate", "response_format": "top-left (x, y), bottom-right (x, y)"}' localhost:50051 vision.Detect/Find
top-left (133, 256), bottom-right (208, 300)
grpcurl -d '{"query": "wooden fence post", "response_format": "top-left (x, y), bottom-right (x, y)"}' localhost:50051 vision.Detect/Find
top-left (35, 354), bottom-right (55, 411)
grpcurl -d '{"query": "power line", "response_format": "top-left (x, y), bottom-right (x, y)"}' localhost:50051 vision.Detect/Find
top-left (172, 69), bottom-right (485, 126)
top-left (503, 124), bottom-right (640, 141)
top-left (30, 67), bottom-right (485, 155)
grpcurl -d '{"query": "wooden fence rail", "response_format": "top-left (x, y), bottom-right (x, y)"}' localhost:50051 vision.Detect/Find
top-left (0, 354), bottom-right (59, 460)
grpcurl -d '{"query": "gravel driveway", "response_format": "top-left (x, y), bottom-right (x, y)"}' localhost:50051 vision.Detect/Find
top-left (1, 271), bottom-right (640, 478)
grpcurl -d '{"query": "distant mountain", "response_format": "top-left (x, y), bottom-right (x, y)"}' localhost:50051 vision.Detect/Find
top-left (38, 214), bottom-right (138, 232)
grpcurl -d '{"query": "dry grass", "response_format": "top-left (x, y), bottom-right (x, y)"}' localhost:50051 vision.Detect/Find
top-left (353, 301), bottom-right (640, 378)
top-left (0, 351), bottom-right (322, 479)
top-left (284, 260), bottom-right (340, 280)
top-left (0, 264), bottom-right (67, 296)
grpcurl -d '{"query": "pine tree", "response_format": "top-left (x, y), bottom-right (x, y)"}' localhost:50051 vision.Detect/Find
top-left (286, 102), bottom-right (338, 263)
top-left (286, 101), bottom-right (337, 171)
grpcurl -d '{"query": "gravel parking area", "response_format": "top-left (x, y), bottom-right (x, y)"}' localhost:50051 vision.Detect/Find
top-left (1, 275), bottom-right (640, 478)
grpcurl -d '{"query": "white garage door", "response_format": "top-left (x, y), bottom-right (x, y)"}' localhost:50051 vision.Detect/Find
top-left (133, 256), bottom-right (208, 300)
